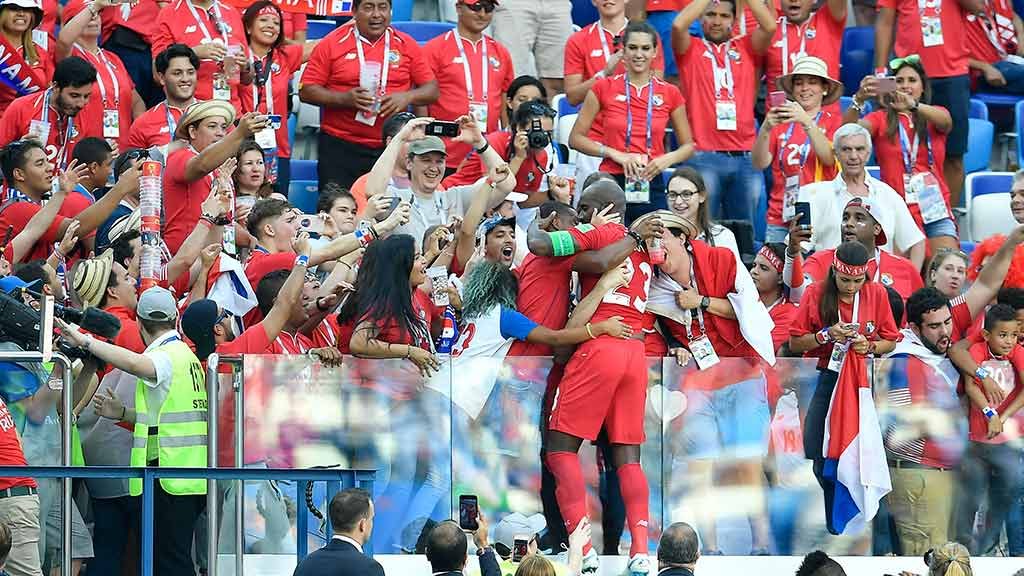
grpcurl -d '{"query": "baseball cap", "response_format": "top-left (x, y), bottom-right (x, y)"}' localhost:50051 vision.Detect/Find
top-left (477, 214), bottom-right (515, 238)
top-left (844, 197), bottom-right (888, 246)
top-left (181, 299), bottom-right (220, 360)
top-left (493, 513), bottom-right (546, 552)
top-left (408, 136), bottom-right (447, 157)
top-left (137, 286), bottom-right (178, 321)
top-left (0, 275), bottom-right (39, 294)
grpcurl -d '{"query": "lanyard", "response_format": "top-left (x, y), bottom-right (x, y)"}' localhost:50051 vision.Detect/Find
top-left (157, 334), bottom-right (181, 347)
top-left (597, 21), bottom-right (626, 63)
top-left (683, 250), bottom-right (707, 340)
top-left (39, 89), bottom-right (73, 171)
top-left (839, 291), bottom-right (861, 326)
top-left (872, 249), bottom-right (881, 283)
top-left (164, 102), bottom-right (178, 137)
top-left (185, 0), bottom-right (228, 45)
top-left (703, 39), bottom-right (734, 99)
top-left (780, 18), bottom-right (810, 76)
top-left (74, 45), bottom-right (119, 107)
top-left (979, 8), bottom-right (1009, 58)
top-left (454, 33), bottom-right (488, 103)
top-left (250, 50), bottom-right (276, 115)
top-left (898, 117), bottom-right (933, 174)
top-left (778, 110), bottom-right (822, 169)
top-left (624, 74), bottom-right (654, 155)
top-left (355, 28), bottom-right (392, 98)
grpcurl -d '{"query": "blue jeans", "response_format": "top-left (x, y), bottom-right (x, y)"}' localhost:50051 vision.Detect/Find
top-left (955, 441), bottom-right (1023, 554)
top-left (687, 152), bottom-right (763, 223)
top-left (1005, 450), bottom-right (1024, 555)
top-left (981, 60), bottom-right (1024, 94)
top-left (89, 496), bottom-right (140, 576)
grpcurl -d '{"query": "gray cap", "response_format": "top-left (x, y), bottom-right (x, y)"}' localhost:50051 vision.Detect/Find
top-left (137, 287), bottom-right (178, 321)
top-left (493, 513), bottom-right (546, 550)
top-left (408, 135), bottom-right (447, 157)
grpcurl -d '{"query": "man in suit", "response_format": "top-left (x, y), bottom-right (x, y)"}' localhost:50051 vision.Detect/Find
top-left (656, 522), bottom-right (700, 576)
top-left (425, 514), bottom-right (501, 576)
top-left (293, 488), bottom-right (384, 576)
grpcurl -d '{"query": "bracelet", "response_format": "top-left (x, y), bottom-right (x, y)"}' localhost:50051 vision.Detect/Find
top-left (354, 228), bottom-right (373, 248)
top-left (369, 225), bottom-right (380, 240)
top-left (815, 327), bottom-right (832, 345)
top-left (120, 405), bottom-right (126, 421)
top-left (598, 144), bottom-right (607, 158)
top-left (974, 366), bottom-right (990, 382)
top-left (295, 254), bottom-right (309, 268)
top-left (983, 406), bottom-right (999, 420)
top-left (628, 231), bottom-right (644, 248)
top-left (585, 322), bottom-right (596, 339)
top-left (475, 141), bottom-right (490, 154)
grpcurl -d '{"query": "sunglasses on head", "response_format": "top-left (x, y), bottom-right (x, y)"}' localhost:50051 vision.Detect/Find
top-left (463, 1), bottom-right (496, 13)
top-left (216, 308), bottom-right (233, 324)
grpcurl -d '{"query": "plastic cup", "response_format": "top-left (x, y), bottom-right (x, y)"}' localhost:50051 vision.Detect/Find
top-left (427, 266), bottom-right (449, 306)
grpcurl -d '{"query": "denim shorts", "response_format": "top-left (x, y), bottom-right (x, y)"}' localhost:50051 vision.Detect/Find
top-left (681, 372), bottom-right (771, 460)
top-left (923, 217), bottom-right (958, 239)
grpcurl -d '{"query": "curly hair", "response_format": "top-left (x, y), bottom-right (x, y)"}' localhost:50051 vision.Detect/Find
top-left (460, 261), bottom-right (519, 321)
top-left (967, 235), bottom-right (1024, 288)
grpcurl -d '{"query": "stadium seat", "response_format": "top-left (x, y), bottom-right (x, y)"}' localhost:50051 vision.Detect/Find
top-left (964, 118), bottom-right (994, 174)
top-left (288, 180), bottom-right (319, 214)
top-left (392, 0), bottom-right (413, 21)
top-left (554, 93), bottom-right (581, 118)
top-left (965, 171), bottom-right (1015, 241)
top-left (840, 27), bottom-right (874, 96)
top-left (306, 19), bottom-right (336, 40)
top-left (391, 21), bottom-right (455, 44)
top-left (973, 92), bottom-right (1021, 112)
top-left (969, 98), bottom-right (988, 121)
top-left (1015, 99), bottom-right (1024, 169)
top-left (291, 159), bottom-right (317, 182)
top-left (572, 1), bottom-right (599, 27)
top-left (555, 114), bottom-right (578, 165)
top-left (961, 240), bottom-right (976, 259)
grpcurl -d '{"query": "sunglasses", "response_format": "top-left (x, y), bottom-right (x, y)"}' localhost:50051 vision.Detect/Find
top-left (463, 2), bottom-right (496, 13)
top-left (216, 308), bottom-right (233, 324)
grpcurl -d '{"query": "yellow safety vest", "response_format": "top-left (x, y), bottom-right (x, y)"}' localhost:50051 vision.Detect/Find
top-left (129, 336), bottom-right (208, 496)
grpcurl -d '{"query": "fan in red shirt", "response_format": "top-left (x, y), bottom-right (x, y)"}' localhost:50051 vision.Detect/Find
top-left (670, 0), bottom-right (775, 222)
top-left (0, 0), bottom-right (54, 117)
top-left (423, 0), bottom-right (514, 173)
top-left (102, 0), bottom-right (164, 107)
top-left (762, 0), bottom-right (846, 107)
top-left (750, 243), bottom-right (800, 354)
top-left (126, 44), bottom-right (199, 152)
top-left (0, 393), bottom-right (40, 575)
top-left (965, 0), bottom-right (1024, 92)
top-left (152, 0), bottom-right (248, 112)
top-left (298, 0), bottom-right (438, 190)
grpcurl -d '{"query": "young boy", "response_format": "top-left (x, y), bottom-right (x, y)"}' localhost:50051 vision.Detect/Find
top-left (957, 303), bottom-right (1024, 554)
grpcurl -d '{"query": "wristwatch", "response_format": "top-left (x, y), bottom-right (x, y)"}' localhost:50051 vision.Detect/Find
top-left (699, 296), bottom-right (711, 310)
top-left (974, 366), bottom-right (990, 382)
top-left (983, 406), bottom-right (999, 421)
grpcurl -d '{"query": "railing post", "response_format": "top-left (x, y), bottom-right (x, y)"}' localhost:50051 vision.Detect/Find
top-left (233, 360), bottom-right (244, 576)
top-left (142, 467), bottom-right (155, 576)
top-left (296, 480), bottom-right (308, 560)
top-left (57, 353), bottom-right (72, 576)
top-left (207, 353), bottom-right (219, 576)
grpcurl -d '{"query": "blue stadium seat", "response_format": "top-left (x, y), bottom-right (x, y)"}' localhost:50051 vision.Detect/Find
top-left (964, 118), bottom-right (994, 174)
top-left (554, 93), bottom-right (581, 118)
top-left (392, 0), bottom-right (413, 21)
top-left (969, 98), bottom-right (988, 121)
top-left (840, 27), bottom-right (874, 96)
top-left (967, 171), bottom-right (1012, 198)
top-left (290, 159), bottom-right (317, 182)
top-left (973, 92), bottom-right (1021, 111)
top-left (288, 180), bottom-right (319, 214)
top-left (1016, 100), bottom-right (1024, 168)
top-left (306, 19), bottom-right (336, 40)
top-left (572, 2), bottom-right (599, 27)
top-left (391, 21), bottom-right (455, 44)
top-left (965, 172), bottom-right (1016, 241)
top-left (961, 241), bottom-right (976, 259)
top-left (866, 166), bottom-right (880, 180)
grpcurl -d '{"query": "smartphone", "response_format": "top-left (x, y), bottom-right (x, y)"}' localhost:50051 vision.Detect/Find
top-left (794, 201), bottom-right (812, 228)
top-left (512, 536), bottom-right (529, 562)
top-left (768, 90), bottom-right (788, 109)
top-left (426, 121), bottom-right (460, 138)
top-left (876, 76), bottom-right (897, 95)
top-left (458, 495), bottom-right (479, 531)
top-left (299, 214), bottom-right (324, 235)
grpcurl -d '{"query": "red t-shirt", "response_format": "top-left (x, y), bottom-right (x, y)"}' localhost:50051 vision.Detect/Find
top-left (423, 31), bottom-right (515, 168)
top-left (0, 90), bottom-right (86, 173)
top-left (763, 10), bottom-right (845, 99)
top-left (163, 146), bottom-right (212, 254)
top-left (442, 129), bottom-right (549, 192)
top-left (57, 189), bottom-right (96, 245)
top-left (769, 300), bottom-right (799, 353)
top-left (312, 313), bottom-right (355, 352)
top-left (282, 11), bottom-right (307, 40)
top-left (72, 46), bottom-right (136, 152)
top-left (301, 23), bottom-right (434, 147)
top-left (242, 249), bottom-right (294, 326)
top-left (0, 42), bottom-right (53, 118)
top-left (265, 329), bottom-right (315, 354)
top-left (508, 252), bottom-right (576, 357)
top-left (950, 293), bottom-right (975, 342)
top-left (219, 322), bottom-right (272, 355)
top-left (864, 109), bottom-right (952, 230)
top-left (152, 0), bottom-right (247, 111)
top-left (571, 222), bottom-right (652, 331)
top-left (239, 44), bottom-right (304, 159)
top-left (966, 340), bottom-right (1024, 442)
top-left (127, 102), bottom-right (184, 150)
top-left (367, 289), bottom-right (438, 349)
top-left (0, 396), bottom-right (35, 491)
top-left (803, 248), bottom-right (924, 302)
top-left (591, 74), bottom-right (684, 174)
top-left (0, 200), bottom-right (64, 262)
top-left (676, 35), bottom-right (758, 152)
top-left (108, 0), bottom-right (162, 45)
top-left (790, 280), bottom-right (901, 369)
top-left (878, 0), bottom-right (969, 78)
top-left (765, 110), bottom-right (841, 225)
top-left (104, 305), bottom-right (146, 353)
top-left (965, 0), bottom-right (1018, 65)
top-left (647, 0), bottom-right (683, 9)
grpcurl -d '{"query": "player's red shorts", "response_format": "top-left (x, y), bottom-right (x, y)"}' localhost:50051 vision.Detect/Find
top-left (548, 336), bottom-right (648, 445)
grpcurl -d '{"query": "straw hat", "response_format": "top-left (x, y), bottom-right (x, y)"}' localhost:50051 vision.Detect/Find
top-left (174, 100), bottom-right (237, 140)
top-left (776, 56), bottom-right (844, 107)
top-left (630, 209), bottom-right (698, 238)
top-left (70, 249), bottom-right (114, 309)
top-left (105, 208), bottom-right (141, 247)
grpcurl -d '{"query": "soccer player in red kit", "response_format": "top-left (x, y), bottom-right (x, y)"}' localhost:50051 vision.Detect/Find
top-left (527, 181), bottom-right (663, 575)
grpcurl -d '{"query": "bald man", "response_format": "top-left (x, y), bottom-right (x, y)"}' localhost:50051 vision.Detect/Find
top-left (657, 522), bottom-right (700, 576)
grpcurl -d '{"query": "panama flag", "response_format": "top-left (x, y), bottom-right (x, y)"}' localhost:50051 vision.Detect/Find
top-left (821, 350), bottom-right (892, 535)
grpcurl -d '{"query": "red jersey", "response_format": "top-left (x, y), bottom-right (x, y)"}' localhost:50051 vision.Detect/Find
top-left (965, 0), bottom-right (1018, 66)
top-left (966, 340), bottom-right (1024, 442)
top-left (769, 299), bottom-right (799, 353)
top-left (570, 222), bottom-right (652, 331)
top-left (72, 45), bottom-right (136, 151)
top-left (878, 0), bottom-right (969, 78)
top-left (864, 109), bottom-right (953, 229)
top-left (359, 289), bottom-right (438, 350)
top-left (647, 0), bottom-right (684, 9)
top-left (282, 11), bottom-right (307, 41)
top-left (241, 249), bottom-right (294, 326)
top-left (219, 322), bottom-right (272, 355)
top-left (803, 248), bottom-right (924, 301)
top-left (108, 0), bottom-right (162, 45)
top-left (104, 305), bottom-right (145, 353)
top-left (0, 199), bottom-right (64, 261)
top-left (676, 35), bottom-right (758, 152)
top-left (950, 293), bottom-right (975, 342)
top-left (312, 313), bottom-right (355, 352)
top-left (763, 10), bottom-right (845, 99)
top-left (591, 74), bottom-right (684, 174)
top-left (442, 129), bottom-right (550, 192)
top-left (239, 44), bottom-right (304, 158)
top-left (265, 329), bottom-right (315, 354)
top-left (790, 280), bottom-right (901, 369)
top-left (508, 252), bottom-right (576, 357)
top-left (301, 23), bottom-right (434, 147)
top-left (163, 145), bottom-right (212, 254)
top-left (0, 42), bottom-right (52, 118)
top-left (126, 102), bottom-right (185, 150)
top-left (0, 89), bottom-right (86, 173)
top-left (423, 30), bottom-right (515, 168)
top-left (765, 110), bottom-right (841, 225)
top-left (152, 0), bottom-right (247, 111)
top-left (0, 396), bottom-right (35, 492)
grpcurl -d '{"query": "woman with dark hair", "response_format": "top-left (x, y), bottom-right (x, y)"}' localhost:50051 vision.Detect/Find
top-left (847, 55), bottom-right (959, 255)
top-left (503, 74), bottom-right (547, 128)
top-left (0, 0), bottom-right (52, 117)
top-left (750, 242), bottom-right (800, 354)
top-left (664, 166), bottom-right (740, 262)
top-left (239, 0), bottom-right (317, 191)
top-left (570, 20), bottom-right (695, 223)
top-left (232, 139), bottom-right (279, 200)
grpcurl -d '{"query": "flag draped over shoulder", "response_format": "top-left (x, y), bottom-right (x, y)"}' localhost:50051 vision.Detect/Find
top-left (0, 35), bottom-right (43, 97)
top-left (821, 351), bottom-right (892, 535)
top-left (222, 0), bottom-right (352, 16)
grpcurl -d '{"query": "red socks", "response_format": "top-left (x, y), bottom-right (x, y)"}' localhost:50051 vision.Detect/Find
top-left (617, 462), bottom-right (650, 557)
top-left (546, 450), bottom-right (591, 554)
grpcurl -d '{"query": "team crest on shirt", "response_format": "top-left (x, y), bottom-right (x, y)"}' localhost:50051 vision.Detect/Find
top-left (866, 321), bottom-right (876, 335)
top-left (490, 56), bottom-right (501, 69)
top-left (653, 94), bottom-right (663, 106)
top-left (806, 27), bottom-right (816, 39)
top-left (728, 48), bottom-right (741, 61)
top-left (271, 62), bottom-right (281, 73)
top-left (388, 50), bottom-right (401, 65)
top-left (880, 273), bottom-right (893, 286)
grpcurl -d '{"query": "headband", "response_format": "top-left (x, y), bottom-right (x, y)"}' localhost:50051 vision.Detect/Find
top-left (832, 253), bottom-right (869, 277)
top-left (257, 5), bottom-right (280, 19)
top-left (758, 245), bottom-right (782, 273)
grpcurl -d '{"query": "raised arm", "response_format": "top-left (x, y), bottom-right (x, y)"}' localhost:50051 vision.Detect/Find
top-left (365, 115), bottom-right (433, 199)
top-left (165, 184), bottom-right (230, 285)
top-left (672, 0), bottom-right (712, 56)
top-left (310, 202), bottom-right (409, 267)
top-left (68, 161), bottom-right (140, 237)
top-left (454, 164), bottom-right (514, 267)
top-left (10, 180), bottom-right (73, 263)
top-left (749, 0), bottom-right (779, 52)
top-left (874, 7), bottom-right (896, 70)
top-left (527, 266), bottom-right (633, 345)
top-left (184, 113), bottom-right (268, 182)
top-left (964, 225), bottom-right (1024, 317)
top-left (56, 318), bottom-right (157, 380)
top-left (56, 0), bottom-right (113, 60)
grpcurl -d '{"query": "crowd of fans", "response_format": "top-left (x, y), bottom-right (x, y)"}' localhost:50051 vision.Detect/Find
top-left (2, 0), bottom-right (1024, 573)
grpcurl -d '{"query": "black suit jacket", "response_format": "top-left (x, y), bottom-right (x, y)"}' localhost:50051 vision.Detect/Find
top-left (658, 567), bottom-right (696, 576)
top-left (292, 538), bottom-right (385, 576)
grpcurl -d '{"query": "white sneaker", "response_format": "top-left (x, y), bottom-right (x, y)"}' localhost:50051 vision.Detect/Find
top-left (581, 547), bottom-right (600, 574)
top-left (626, 554), bottom-right (651, 576)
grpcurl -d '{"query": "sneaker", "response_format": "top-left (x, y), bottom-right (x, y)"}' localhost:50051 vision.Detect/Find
top-left (581, 547), bottom-right (600, 574)
top-left (626, 554), bottom-right (651, 576)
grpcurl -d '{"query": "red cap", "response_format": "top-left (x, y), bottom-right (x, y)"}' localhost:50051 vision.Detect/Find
top-left (844, 196), bottom-right (888, 247)
top-left (62, 0), bottom-right (91, 25)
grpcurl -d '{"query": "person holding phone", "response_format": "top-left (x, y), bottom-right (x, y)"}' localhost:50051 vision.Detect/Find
top-left (846, 56), bottom-right (960, 258)
top-left (752, 56), bottom-right (841, 243)
top-left (0, 0), bottom-right (53, 118)
top-left (570, 21), bottom-right (695, 223)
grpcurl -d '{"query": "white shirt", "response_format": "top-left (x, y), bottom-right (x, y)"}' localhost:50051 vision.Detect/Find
top-left (332, 534), bottom-right (364, 553)
top-left (140, 330), bottom-right (179, 415)
top-left (797, 173), bottom-right (925, 255)
top-left (388, 182), bottom-right (480, 251)
top-left (698, 223), bottom-right (741, 264)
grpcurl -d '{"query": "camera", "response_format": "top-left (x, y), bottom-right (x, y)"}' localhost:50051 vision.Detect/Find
top-left (0, 289), bottom-right (121, 358)
top-left (526, 118), bottom-right (551, 149)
